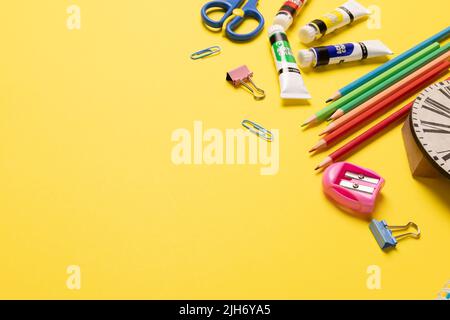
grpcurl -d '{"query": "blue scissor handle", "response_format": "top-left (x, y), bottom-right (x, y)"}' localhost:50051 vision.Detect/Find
top-left (226, 1), bottom-right (265, 42)
top-left (201, 0), bottom-right (244, 29)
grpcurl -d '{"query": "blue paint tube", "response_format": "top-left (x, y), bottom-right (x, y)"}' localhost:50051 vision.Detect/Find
top-left (297, 40), bottom-right (393, 68)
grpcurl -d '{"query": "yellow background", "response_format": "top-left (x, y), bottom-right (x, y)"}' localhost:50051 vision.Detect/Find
top-left (0, 0), bottom-right (448, 299)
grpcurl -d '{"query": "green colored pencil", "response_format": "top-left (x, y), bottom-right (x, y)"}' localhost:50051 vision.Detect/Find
top-left (331, 43), bottom-right (449, 120)
top-left (301, 42), bottom-right (441, 127)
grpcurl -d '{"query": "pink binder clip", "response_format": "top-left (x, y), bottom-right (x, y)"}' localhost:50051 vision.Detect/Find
top-left (226, 65), bottom-right (265, 100)
top-left (322, 162), bottom-right (385, 218)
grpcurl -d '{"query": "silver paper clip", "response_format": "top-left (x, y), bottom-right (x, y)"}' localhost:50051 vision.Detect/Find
top-left (190, 46), bottom-right (221, 60)
top-left (242, 120), bottom-right (273, 142)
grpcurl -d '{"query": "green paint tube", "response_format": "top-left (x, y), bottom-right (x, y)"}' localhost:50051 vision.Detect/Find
top-left (268, 25), bottom-right (311, 100)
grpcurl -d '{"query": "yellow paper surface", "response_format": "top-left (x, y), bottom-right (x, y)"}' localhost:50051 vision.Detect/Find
top-left (0, 0), bottom-right (448, 299)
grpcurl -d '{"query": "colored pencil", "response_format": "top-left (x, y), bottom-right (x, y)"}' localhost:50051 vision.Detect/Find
top-left (329, 44), bottom-right (450, 119)
top-left (324, 43), bottom-right (450, 123)
top-left (301, 42), bottom-right (441, 127)
top-left (321, 52), bottom-right (450, 134)
top-left (315, 101), bottom-right (415, 170)
top-left (325, 26), bottom-right (450, 103)
top-left (315, 75), bottom-right (450, 170)
top-left (310, 61), bottom-right (449, 152)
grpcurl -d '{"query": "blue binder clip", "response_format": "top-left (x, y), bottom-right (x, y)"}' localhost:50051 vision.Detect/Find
top-left (369, 219), bottom-right (421, 251)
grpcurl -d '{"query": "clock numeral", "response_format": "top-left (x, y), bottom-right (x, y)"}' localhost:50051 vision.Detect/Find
top-left (443, 153), bottom-right (450, 162)
top-left (438, 150), bottom-right (450, 161)
top-left (420, 120), bottom-right (450, 134)
top-left (439, 86), bottom-right (450, 100)
top-left (422, 97), bottom-right (450, 119)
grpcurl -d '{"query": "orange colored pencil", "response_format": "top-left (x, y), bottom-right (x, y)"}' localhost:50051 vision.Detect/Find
top-left (327, 51), bottom-right (450, 124)
top-left (322, 52), bottom-right (450, 135)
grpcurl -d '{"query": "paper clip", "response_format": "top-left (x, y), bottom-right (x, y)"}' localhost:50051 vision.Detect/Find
top-left (226, 65), bottom-right (265, 100)
top-left (242, 120), bottom-right (273, 142)
top-left (190, 46), bottom-right (221, 60)
top-left (369, 219), bottom-right (421, 251)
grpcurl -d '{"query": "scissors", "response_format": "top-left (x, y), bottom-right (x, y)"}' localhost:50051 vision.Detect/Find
top-left (201, 0), bottom-right (265, 42)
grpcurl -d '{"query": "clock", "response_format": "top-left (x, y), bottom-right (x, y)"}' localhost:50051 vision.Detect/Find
top-left (402, 79), bottom-right (450, 179)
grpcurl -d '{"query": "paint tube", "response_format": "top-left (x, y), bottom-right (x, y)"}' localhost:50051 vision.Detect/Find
top-left (299, 0), bottom-right (371, 44)
top-left (273, 0), bottom-right (308, 31)
top-left (297, 40), bottom-right (393, 68)
top-left (269, 25), bottom-right (311, 100)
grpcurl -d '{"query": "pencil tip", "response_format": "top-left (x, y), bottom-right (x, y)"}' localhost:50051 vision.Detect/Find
top-left (302, 115), bottom-right (317, 128)
top-left (320, 125), bottom-right (333, 135)
top-left (327, 92), bottom-right (342, 102)
top-left (314, 166), bottom-right (320, 171)
top-left (309, 140), bottom-right (325, 153)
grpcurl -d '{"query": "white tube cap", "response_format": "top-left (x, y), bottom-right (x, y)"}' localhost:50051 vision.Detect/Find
top-left (297, 49), bottom-right (315, 68)
top-left (299, 25), bottom-right (317, 44)
top-left (273, 14), bottom-right (292, 31)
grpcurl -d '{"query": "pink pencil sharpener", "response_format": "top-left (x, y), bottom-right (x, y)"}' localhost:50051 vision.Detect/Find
top-left (322, 162), bottom-right (385, 218)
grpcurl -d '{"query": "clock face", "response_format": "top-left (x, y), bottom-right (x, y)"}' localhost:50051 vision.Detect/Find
top-left (411, 80), bottom-right (450, 178)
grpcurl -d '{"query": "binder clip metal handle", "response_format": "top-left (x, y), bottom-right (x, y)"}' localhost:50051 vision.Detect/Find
top-left (239, 78), bottom-right (265, 100)
top-left (388, 222), bottom-right (421, 241)
top-left (369, 219), bottom-right (421, 252)
top-left (226, 65), bottom-right (265, 100)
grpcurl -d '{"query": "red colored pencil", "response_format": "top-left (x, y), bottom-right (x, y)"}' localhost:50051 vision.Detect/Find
top-left (309, 61), bottom-right (450, 153)
top-left (315, 76), bottom-right (450, 170)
